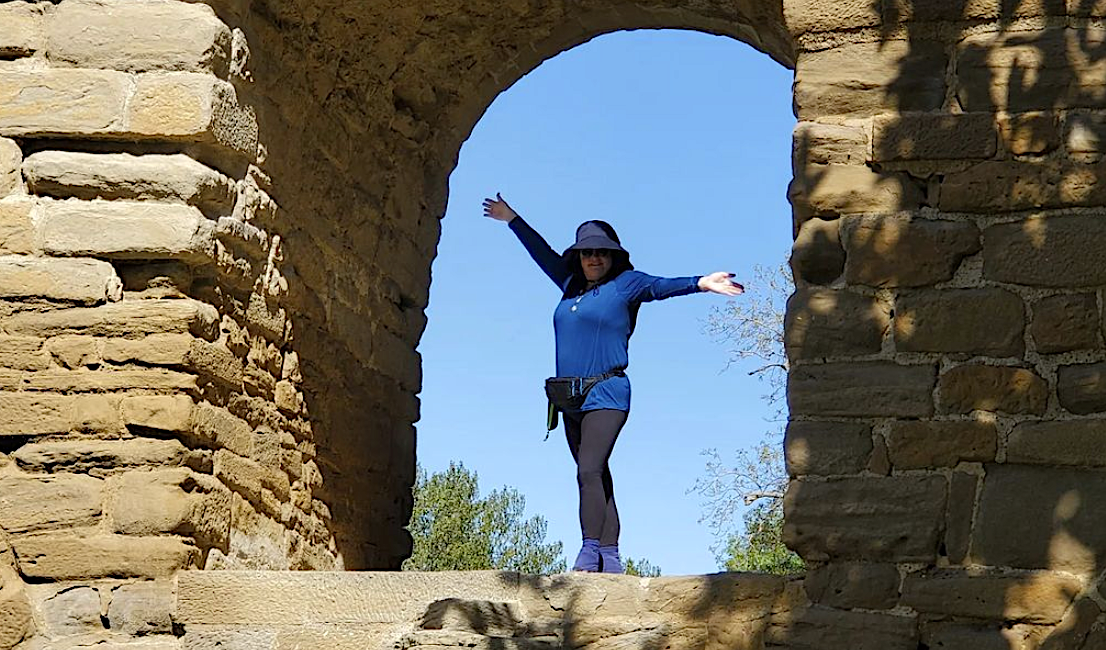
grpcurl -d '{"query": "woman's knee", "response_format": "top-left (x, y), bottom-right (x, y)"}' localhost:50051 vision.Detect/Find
top-left (577, 464), bottom-right (605, 487)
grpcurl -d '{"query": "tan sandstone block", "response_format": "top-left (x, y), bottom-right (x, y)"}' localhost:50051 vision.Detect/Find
top-left (784, 421), bottom-right (872, 477)
top-left (12, 535), bottom-right (198, 579)
top-left (106, 581), bottom-right (175, 636)
top-left (0, 2), bottom-right (45, 57)
top-left (999, 112), bottom-right (1061, 155)
top-left (0, 588), bottom-right (34, 649)
top-left (939, 365), bottom-right (1047, 415)
top-left (804, 563), bottom-right (901, 610)
top-left (103, 333), bottom-right (193, 365)
top-left (0, 393), bottom-right (75, 435)
top-left (1008, 420), bottom-right (1106, 466)
top-left (791, 217), bottom-right (845, 285)
top-left (794, 41), bottom-right (947, 119)
top-left (844, 215), bottom-right (981, 287)
top-left (190, 402), bottom-right (254, 457)
top-left (14, 438), bottom-right (187, 473)
top-left (0, 138), bottom-right (20, 197)
top-left (791, 164), bottom-right (924, 219)
top-left (73, 393), bottom-right (122, 433)
top-left (984, 215), bottom-right (1106, 286)
top-left (894, 289), bottom-right (1025, 357)
top-left (0, 474), bottom-right (103, 534)
top-left (1032, 293), bottom-right (1101, 353)
top-left (0, 197), bottom-right (35, 254)
top-left (47, 0), bottom-right (231, 75)
top-left (873, 113), bottom-right (997, 161)
top-left (0, 69), bottom-right (129, 137)
top-left (128, 73), bottom-right (257, 159)
top-left (214, 449), bottom-right (290, 507)
top-left (121, 395), bottom-right (194, 432)
top-left (793, 122), bottom-right (869, 166)
top-left (0, 257), bottom-right (122, 304)
top-left (902, 569), bottom-right (1083, 624)
top-left (887, 420), bottom-right (998, 469)
top-left (942, 160), bottom-right (1106, 212)
top-left (886, 0), bottom-right (1065, 22)
top-left (23, 368), bottom-right (196, 393)
top-left (24, 151), bottom-right (236, 213)
top-left (789, 605), bottom-right (918, 650)
top-left (46, 335), bottom-right (102, 368)
top-left (3, 299), bottom-right (219, 340)
top-left (785, 289), bottom-right (890, 360)
top-left (784, 0), bottom-right (880, 35)
top-left (784, 475), bottom-right (948, 562)
top-left (0, 336), bottom-right (49, 371)
top-left (789, 362), bottom-right (936, 418)
top-left (38, 200), bottom-right (216, 263)
top-left (112, 468), bottom-right (230, 550)
top-left (1057, 362), bottom-right (1106, 414)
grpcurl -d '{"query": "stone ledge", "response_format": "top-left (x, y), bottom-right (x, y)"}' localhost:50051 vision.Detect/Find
top-left (2, 299), bottom-right (220, 340)
top-left (38, 200), bottom-right (216, 263)
top-left (0, 256), bottom-right (123, 304)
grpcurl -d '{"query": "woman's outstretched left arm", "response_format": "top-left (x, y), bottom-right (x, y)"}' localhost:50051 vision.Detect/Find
top-left (622, 270), bottom-right (744, 303)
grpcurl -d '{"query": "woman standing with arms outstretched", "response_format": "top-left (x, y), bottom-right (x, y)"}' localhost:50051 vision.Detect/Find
top-left (483, 193), bottom-right (744, 573)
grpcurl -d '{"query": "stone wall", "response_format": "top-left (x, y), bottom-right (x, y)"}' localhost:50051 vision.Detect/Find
top-left (3, 0), bottom-right (1106, 649)
top-left (783, 1), bottom-right (1106, 648)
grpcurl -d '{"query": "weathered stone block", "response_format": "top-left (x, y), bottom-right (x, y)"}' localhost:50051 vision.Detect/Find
top-left (12, 534), bottom-right (198, 579)
top-left (40, 586), bottom-right (102, 636)
top-left (985, 215), bottom-right (1106, 286)
top-left (902, 569), bottom-right (1083, 624)
top-left (974, 463), bottom-right (1106, 572)
top-left (0, 2), bottom-right (45, 57)
top-left (939, 365), bottom-right (1047, 415)
top-left (1032, 293), bottom-right (1100, 353)
top-left (790, 217), bottom-right (845, 285)
top-left (48, 0), bottom-right (230, 75)
top-left (794, 41), bottom-right (947, 119)
top-left (39, 200), bottom-right (216, 263)
top-left (128, 73), bottom-right (257, 159)
top-left (103, 333), bottom-right (193, 366)
top-left (73, 394), bottom-right (122, 433)
top-left (1008, 420), bottom-right (1106, 466)
top-left (0, 587), bottom-right (34, 649)
top-left (842, 215), bottom-right (981, 287)
top-left (24, 151), bottom-right (236, 212)
top-left (785, 289), bottom-right (890, 359)
top-left (886, 0), bottom-right (1065, 21)
top-left (23, 368), bottom-right (196, 393)
top-left (943, 160), bottom-right (1106, 212)
top-left (187, 339), bottom-right (244, 388)
top-left (107, 581), bottom-right (174, 636)
top-left (957, 29), bottom-right (1106, 113)
top-left (0, 393), bottom-right (75, 435)
top-left (0, 475), bottom-right (103, 533)
top-left (784, 421), bottom-right (872, 476)
top-left (783, 0), bottom-right (881, 35)
top-left (0, 69), bottom-right (129, 136)
top-left (14, 438), bottom-right (188, 473)
top-left (1064, 111), bottom-right (1106, 153)
top-left (793, 122), bottom-right (868, 165)
top-left (0, 197), bottom-right (34, 254)
top-left (0, 257), bottom-right (123, 304)
top-left (0, 336), bottom-right (50, 371)
top-left (791, 164), bottom-right (924, 218)
top-left (121, 395), bottom-right (194, 432)
top-left (790, 605), bottom-right (918, 650)
top-left (945, 471), bottom-right (978, 564)
top-left (895, 288), bottom-right (1024, 357)
top-left (191, 402), bottom-right (254, 457)
top-left (112, 468), bottom-right (231, 550)
top-left (47, 335), bottom-right (101, 368)
top-left (874, 113), bottom-right (997, 161)
top-left (803, 563), bottom-right (900, 610)
top-left (4, 299), bottom-right (219, 340)
top-left (1058, 362), bottom-right (1106, 414)
top-left (0, 138), bottom-right (19, 197)
top-left (788, 362), bottom-right (936, 417)
top-left (999, 111), bottom-right (1061, 155)
top-left (887, 420), bottom-right (997, 468)
top-left (784, 475), bottom-right (947, 562)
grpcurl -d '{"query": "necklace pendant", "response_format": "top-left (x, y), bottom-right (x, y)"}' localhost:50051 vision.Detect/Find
top-left (570, 305), bottom-right (577, 312)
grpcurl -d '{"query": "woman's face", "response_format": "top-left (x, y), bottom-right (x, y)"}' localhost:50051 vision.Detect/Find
top-left (579, 248), bottom-right (612, 282)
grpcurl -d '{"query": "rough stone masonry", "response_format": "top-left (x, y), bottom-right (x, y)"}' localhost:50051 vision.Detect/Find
top-left (1, 0), bottom-right (1105, 648)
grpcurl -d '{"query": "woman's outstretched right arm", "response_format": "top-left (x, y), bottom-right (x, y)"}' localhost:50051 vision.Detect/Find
top-left (483, 193), bottom-right (569, 289)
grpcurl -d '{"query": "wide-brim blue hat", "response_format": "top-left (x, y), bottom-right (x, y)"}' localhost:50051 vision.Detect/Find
top-left (563, 220), bottom-right (626, 254)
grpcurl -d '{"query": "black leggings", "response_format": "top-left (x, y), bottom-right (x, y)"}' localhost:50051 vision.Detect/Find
top-left (563, 409), bottom-right (628, 546)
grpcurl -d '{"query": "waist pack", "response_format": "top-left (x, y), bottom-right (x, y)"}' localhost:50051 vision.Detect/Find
top-left (544, 370), bottom-right (625, 432)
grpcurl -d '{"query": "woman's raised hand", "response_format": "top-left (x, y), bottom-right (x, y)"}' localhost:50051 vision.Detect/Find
top-left (698, 272), bottom-right (745, 296)
top-left (482, 193), bottom-right (519, 223)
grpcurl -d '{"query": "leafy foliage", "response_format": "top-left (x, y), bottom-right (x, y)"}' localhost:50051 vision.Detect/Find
top-left (404, 462), bottom-right (567, 574)
top-left (695, 263), bottom-right (803, 575)
top-left (624, 557), bottom-right (662, 577)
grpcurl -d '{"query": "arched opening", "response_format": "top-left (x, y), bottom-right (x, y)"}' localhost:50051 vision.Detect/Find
top-left (417, 28), bottom-right (794, 575)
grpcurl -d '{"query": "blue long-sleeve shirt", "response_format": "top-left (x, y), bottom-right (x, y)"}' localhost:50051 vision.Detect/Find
top-left (509, 216), bottom-right (702, 412)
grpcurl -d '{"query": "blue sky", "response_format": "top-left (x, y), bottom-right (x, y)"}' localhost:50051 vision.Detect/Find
top-left (416, 29), bottom-right (796, 575)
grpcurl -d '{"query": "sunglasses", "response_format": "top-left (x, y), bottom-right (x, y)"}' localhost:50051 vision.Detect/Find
top-left (578, 248), bottom-right (612, 258)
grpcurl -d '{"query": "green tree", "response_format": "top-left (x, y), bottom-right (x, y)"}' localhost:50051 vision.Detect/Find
top-left (403, 462), bottom-right (567, 574)
top-left (694, 263), bottom-right (803, 575)
top-left (624, 557), bottom-right (662, 577)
